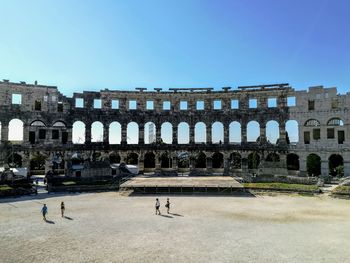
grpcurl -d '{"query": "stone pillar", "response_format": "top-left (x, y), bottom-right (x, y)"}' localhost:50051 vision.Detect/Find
top-left (44, 152), bottom-right (53, 175)
top-left (206, 157), bottom-right (213, 172)
top-left (139, 124), bottom-right (144, 144)
top-left (23, 124), bottom-right (29, 143)
top-left (103, 125), bottom-right (109, 143)
top-left (206, 125), bottom-right (212, 144)
top-left (121, 123), bottom-right (127, 144)
top-left (279, 122), bottom-right (286, 142)
top-left (260, 125), bottom-right (266, 142)
top-left (299, 158), bottom-right (307, 176)
top-left (1, 123), bottom-right (8, 142)
top-left (241, 157), bottom-right (248, 173)
top-left (344, 160), bottom-right (350, 177)
top-left (155, 153), bottom-right (161, 173)
top-left (321, 159), bottom-right (329, 177)
top-left (138, 156), bottom-right (144, 174)
top-left (223, 158), bottom-right (230, 175)
top-left (67, 126), bottom-right (73, 143)
top-left (156, 124), bottom-right (161, 143)
top-left (189, 125), bottom-right (195, 144)
top-left (85, 124), bottom-right (92, 143)
top-left (241, 123), bottom-right (247, 143)
top-left (172, 156), bottom-right (178, 170)
top-left (224, 124), bottom-right (229, 144)
top-left (172, 125), bottom-right (178, 144)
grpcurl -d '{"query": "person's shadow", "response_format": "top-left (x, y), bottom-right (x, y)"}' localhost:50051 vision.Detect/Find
top-left (45, 219), bottom-right (55, 224)
top-left (169, 213), bottom-right (184, 217)
top-left (64, 216), bottom-right (73, 220)
top-left (160, 214), bottom-right (173, 218)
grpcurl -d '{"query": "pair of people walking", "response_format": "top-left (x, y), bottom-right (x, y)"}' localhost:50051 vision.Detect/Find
top-left (155, 198), bottom-right (170, 215)
top-left (41, 202), bottom-right (65, 221)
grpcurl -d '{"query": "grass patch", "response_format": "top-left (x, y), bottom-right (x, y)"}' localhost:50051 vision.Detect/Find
top-left (332, 186), bottom-right (350, 195)
top-left (244, 183), bottom-right (319, 192)
top-left (0, 185), bottom-right (13, 191)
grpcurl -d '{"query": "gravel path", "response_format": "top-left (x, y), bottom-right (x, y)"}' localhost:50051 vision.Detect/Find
top-left (1, 192), bottom-right (350, 263)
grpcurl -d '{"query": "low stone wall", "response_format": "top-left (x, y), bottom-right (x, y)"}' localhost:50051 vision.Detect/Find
top-left (247, 174), bottom-right (318, 185)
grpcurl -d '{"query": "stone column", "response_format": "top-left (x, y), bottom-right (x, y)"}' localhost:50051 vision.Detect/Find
top-left (241, 123), bottom-right (247, 143)
top-left (67, 126), bottom-right (73, 143)
top-left (155, 153), bottom-right (161, 173)
top-left (138, 156), bottom-right (144, 174)
top-left (103, 124), bottom-right (109, 143)
top-left (321, 159), bottom-right (329, 177)
top-left (206, 124), bottom-right (212, 144)
top-left (189, 125), bottom-right (195, 144)
top-left (1, 123), bottom-right (8, 142)
top-left (156, 124), bottom-right (161, 143)
top-left (172, 156), bottom-right (178, 170)
top-left (206, 157), bottom-right (213, 173)
top-left (241, 157), bottom-right (248, 173)
top-left (343, 160), bottom-right (350, 177)
top-left (138, 124), bottom-right (144, 144)
top-left (260, 124), bottom-right (266, 142)
top-left (299, 158), bottom-right (307, 176)
top-left (279, 122), bottom-right (286, 142)
top-left (85, 123), bottom-right (92, 143)
top-left (23, 124), bottom-right (29, 143)
top-left (121, 123), bottom-right (127, 144)
top-left (224, 124), bottom-right (229, 144)
top-left (172, 125), bottom-right (178, 144)
top-left (223, 157), bottom-right (230, 175)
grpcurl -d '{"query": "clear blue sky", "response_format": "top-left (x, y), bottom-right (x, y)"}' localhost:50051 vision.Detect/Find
top-left (0, 0), bottom-right (349, 96)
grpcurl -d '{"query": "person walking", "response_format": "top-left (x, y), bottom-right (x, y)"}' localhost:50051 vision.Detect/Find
top-left (41, 204), bottom-right (48, 221)
top-left (60, 202), bottom-right (65, 217)
top-left (155, 198), bottom-right (161, 215)
top-left (165, 198), bottom-right (170, 214)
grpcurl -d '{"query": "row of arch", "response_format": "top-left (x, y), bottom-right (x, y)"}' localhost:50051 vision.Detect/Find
top-left (71, 120), bottom-right (299, 144)
top-left (0, 119), bottom-right (299, 144)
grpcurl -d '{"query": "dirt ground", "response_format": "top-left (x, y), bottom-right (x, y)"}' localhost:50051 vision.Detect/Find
top-left (1, 192), bottom-right (350, 263)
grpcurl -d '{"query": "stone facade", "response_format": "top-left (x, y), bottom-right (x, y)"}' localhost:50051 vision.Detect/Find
top-left (0, 80), bottom-right (348, 177)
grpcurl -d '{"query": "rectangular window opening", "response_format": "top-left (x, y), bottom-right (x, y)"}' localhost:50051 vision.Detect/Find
top-left (75, 98), bottom-right (84, 108)
top-left (52, 130), bottom-right (59, 140)
top-left (304, 131), bottom-right (310, 144)
top-left (213, 100), bottom-right (222, 110)
top-left (308, 100), bottom-right (315, 110)
top-left (94, 99), bottom-right (102, 109)
top-left (35, 100), bottom-right (42, 111)
top-left (39, 129), bottom-right (46, 139)
top-left (111, 100), bottom-right (119, 109)
top-left (327, 128), bottom-right (335, 139)
top-left (129, 100), bottom-right (137, 110)
top-left (313, 128), bottom-right (320, 140)
top-left (146, 100), bottom-right (154, 110)
top-left (231, 99), bottom-right (239, 109)
top-left (196, 101), bottom-right (204, 110)
top-left (163, 101), bottom-right (171, 110)
top-left (180, 101), bottom-right (188, 110)
top-left (249, 99), bottom-right (257, 108)
top-left (268, 98), bottom-right (277, 108)
top-left (287, 96), bottom-right (296, 107)
top-left (57, 102), bottom-right (63, 112)
top-left (12, 94), bottom-right (22, 105)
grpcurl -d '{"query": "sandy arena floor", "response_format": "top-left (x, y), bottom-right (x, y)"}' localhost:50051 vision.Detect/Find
top-left (1, 192), bottom-right (350, 263)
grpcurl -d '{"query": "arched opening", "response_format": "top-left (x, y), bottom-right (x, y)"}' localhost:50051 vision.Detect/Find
top-left (229, 152), bottom-right (241, 169)
top-left (327, 118), bottom-right (344, 126)
top-left (126, 153), bottom-right (139, 165)
top-left (161, 122), bottom-right (172, 144)
top-left (71, 152), bottom-right (84, 166)
top-left (30, 120), bottom-right (46, 127)
top-left (194, 122), bottom-right (206, 143)
top-left (72, 121), bottom-right (86, 144)
top-left (248, 152), bottom-right (260, 169)
top-left (145, 122), bottom-right (156, 144)
top-left (127, 122), bottom-right (139, 144)
top-left (287, 153), bottom-right (299, 170)
top-left (266, 120), bottom-right (279, 144)
top-left (91, 121), bottom-right (104, 142)
top-left (160, 153), bottom-right (171, 168)
top-left (265, 153), bottom-right (280, 162)
top-left (247, 121), bottom-right (260, 142)
top-left (307, 153), bottom-right (321, 176)
top-left (212, 122), bottom-right (224, 143)
top-left (286, 120), bottom-right (299, 143)
top-left (329, 154), bottom-right (344, 177)
top-left (304, 119), bottom-right (320, 127)
top-left (7, 153), bottom-right (23, 168)
top-left (109, 152), bottom-right (121, 164)
top-left (178, 122), bottom-right (189, 144)
top-left (194, 152), bottom-right (207, 168)
top-left (178, 152), bottom-right (189, 168)
top-left (52, 121), bottom-right (66, 127)
top-left (9, 119), bottom-right (24, 141)
top-left (109, 122), bottom-right (121, 144)
top-left (212, 152), bottom-right (224, 168)
top-left (30, 153), bottom-right (46, 171)
top-left (229, 121), bottom-right (241, 143)
top-left (144, 152), bottom-right (155, 168)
